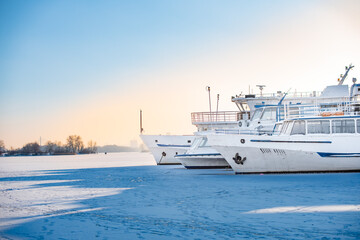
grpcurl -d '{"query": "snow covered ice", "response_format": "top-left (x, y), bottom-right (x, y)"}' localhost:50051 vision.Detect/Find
top-left (0, 153), bottom-right (359, 239)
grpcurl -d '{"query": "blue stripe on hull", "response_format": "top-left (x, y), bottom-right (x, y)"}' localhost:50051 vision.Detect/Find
top-left (157, 144), bottom-right (191, 147)
top-left (185, 166), bottom-right (230, 169)
top-left (251, 140), bottom-right (332, 144)
top-left (176, 153), bottom-right (222, 157)
top-left (317, 152), bottom-right (360, 158)
top-left (157, 163), bottom-right (182, 165)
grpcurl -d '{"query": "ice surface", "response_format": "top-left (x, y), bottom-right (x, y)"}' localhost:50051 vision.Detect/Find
top-left (0, 152), bottom-right (359, 239)
top-left (245, 205), bottom-right (360, 214)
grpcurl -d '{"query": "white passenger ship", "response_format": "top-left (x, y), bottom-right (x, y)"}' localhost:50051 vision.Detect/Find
top-left (207, 84), bottom-right (360, 173)
top-left (143, 65), bottom-right (358, 167)
top-left (175, 65), bottom-right (357, 169)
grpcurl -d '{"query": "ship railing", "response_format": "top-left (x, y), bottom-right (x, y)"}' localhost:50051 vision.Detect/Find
top-left (232, 91), bottom-right (323, 100)
top-left (191, 111), bottom-right (250, 124)
top-left (282, 99), bottom-right (360, 120)
top-left (214, 129), bottom-right (277, 136)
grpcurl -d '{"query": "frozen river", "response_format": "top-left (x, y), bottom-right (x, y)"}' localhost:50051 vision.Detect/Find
top-left (0, 152), bottom-right (359, 239)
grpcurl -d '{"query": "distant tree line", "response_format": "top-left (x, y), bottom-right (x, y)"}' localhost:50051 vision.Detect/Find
top-left (0, 135), bottom-right (97, 156)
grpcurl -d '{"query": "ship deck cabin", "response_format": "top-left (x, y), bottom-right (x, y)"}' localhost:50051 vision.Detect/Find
top-left (277, 116), bottom-right (360, 136)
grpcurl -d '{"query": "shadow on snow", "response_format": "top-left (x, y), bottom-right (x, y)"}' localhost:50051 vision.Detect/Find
top-left (1, 165), bottom-right (360, 239)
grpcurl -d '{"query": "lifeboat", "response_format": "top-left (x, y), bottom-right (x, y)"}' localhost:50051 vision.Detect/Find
top-left (320, 111), bottom-right (344, 117)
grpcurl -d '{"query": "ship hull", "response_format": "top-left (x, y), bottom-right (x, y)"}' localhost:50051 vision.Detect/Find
top-left (140, 135), bottom-right (195, 165)
top-left (208, 134), bottom-right (360, 174)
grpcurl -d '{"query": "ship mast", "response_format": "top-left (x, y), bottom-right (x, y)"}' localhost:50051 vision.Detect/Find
top-left (338, 64), bottom-right (354, 85)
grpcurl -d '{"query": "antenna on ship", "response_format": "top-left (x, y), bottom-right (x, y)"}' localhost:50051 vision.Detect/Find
top-left (140, 110), bottom-right (144, 134)
top-left (338, 64), bottom-right (354, 85)
top-left (256, 85), bottom-right (266, 96)
top-left (206, 86), bottom-right (212, 122)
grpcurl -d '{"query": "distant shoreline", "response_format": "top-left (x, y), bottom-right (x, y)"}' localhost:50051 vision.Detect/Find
top-left (0, 151), bottom-right (146, 157)
top-left (1, 144), bottom-right (144, 157)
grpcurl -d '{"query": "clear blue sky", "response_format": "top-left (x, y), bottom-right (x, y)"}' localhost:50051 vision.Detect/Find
top-left (1, 0), bottom-right (291, 105)
top-left (1, 0), bottom-right (359, 148)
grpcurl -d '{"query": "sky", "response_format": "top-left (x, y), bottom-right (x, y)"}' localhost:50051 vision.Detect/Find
top-left (1, 0), bottom-right (360, 148)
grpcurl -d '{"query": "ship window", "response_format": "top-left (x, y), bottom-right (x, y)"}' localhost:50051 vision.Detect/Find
top-left (280, 121), bottom-right (290, 134)
top-left (237, 102), bottom-right (250, 112)
top-left (291, 120), bottom-right (305, 135)
top-left (190, 138), bottom-right (202, 150)
top-left (261, 108), bottom-right (276, 121)
top-left (273, 123), bottom-right (282, 134)
top-left (307, 120), bottom-right (330, 134)
top-left (357, 119), bottom-right (360, 133)
top-left (332, 119), bottom-right (355, 134)
top-left (280, 122), bottom-right (286, 134)
top-left (251, 109), bottom-right (263, 121)
top-left (199, 137), bottom-right (208, 147)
